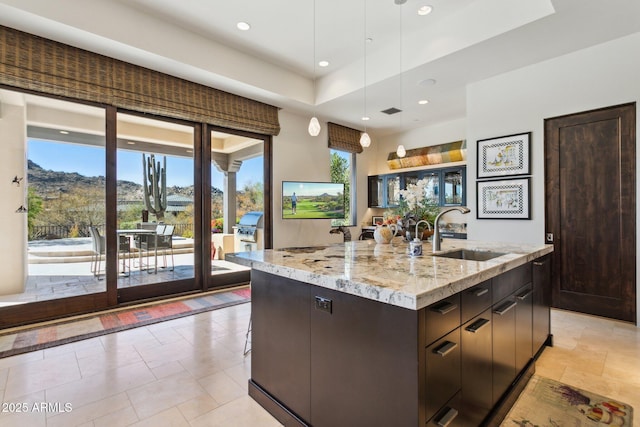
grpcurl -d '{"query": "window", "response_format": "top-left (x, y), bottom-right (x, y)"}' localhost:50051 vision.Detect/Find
top-left (330, 149), bottom-right (355, 226)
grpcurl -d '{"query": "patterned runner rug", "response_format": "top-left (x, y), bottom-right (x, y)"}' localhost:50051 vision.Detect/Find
top-left (502, 375), bottom-right (633, 426)
top-left (0, 286), bottom-right (250, 358)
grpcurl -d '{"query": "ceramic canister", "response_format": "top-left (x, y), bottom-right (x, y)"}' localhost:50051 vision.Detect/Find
top-left (409, 238), bottom-right (423, 257)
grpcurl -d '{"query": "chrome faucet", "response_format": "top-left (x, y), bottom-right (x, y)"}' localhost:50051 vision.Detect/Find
top-left (432, 207), bottom-right (471, 252)
top-left (414, 219), bottom-right (431, 240)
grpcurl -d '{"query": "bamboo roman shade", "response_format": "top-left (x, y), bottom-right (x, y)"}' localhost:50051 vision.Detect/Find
top-left (327, 122), bottom-right (363, 154)
top-left (0, 26), bottom-right (280, 135)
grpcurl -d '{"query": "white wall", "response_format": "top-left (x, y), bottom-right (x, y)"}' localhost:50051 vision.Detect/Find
top-left (0, 101), bottom-right (28, 294)
top-left (272, 111), bottom-right (376, 248)
top-left (466, 32), bottom-right (640, 246)
top-left (466, 32), bottom-right (640, 325)
top-left (367, 33), bottom-right (640, 324)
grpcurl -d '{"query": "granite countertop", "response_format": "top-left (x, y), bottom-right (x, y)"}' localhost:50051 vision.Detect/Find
top-left (227, 239), bottom-right (553, 310)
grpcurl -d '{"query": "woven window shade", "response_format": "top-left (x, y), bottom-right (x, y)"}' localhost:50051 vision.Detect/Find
top-left (327, 122), bottom-right (363, 154)
top-left (0, 26), bottom-right (280, 135)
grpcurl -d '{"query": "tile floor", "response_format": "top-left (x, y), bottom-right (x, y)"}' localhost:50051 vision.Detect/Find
top-left (0, 306), bottom-right (637, 426)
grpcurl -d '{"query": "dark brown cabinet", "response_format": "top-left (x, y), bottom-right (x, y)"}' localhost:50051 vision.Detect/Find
top-left (515, 285), bottom-right (534, 373)
top-left (425, 328), bottom-right (461, 421)
top-left (251, 270), bottom-right (311, 421)
top-left (533, 255), bottom-right (552, 355)
top-left (492, 295), bottom-right (518, 404)
top-left (368, 166), bottom-right (466, 208)
top-left (249, 256), bottom-right (551, 427)
top-left (461, 309), bottom-right (493, 426)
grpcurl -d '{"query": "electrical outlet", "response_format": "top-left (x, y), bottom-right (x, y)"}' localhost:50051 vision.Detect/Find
top-left (315, 296), bottom-right (332, 313)
top-left (546, 233), bottom-right (554, 242)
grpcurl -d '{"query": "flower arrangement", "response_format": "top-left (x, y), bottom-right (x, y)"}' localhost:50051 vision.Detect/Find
top-left (386, 178), bottom-right (440, 238)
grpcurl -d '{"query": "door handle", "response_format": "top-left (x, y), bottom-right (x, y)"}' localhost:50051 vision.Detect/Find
top-left (431, 301), bottom-right (457, 315)
top-left (465, 318), bottom-right (490, 333)
top-left (516, 289), bottom-right (533, 300)
top-left (434, 341), bottom-right (458, 357)
top-left (493, 301), bottom-right (517, 315)
top-left (436, 407), bottom-right (459, 427)
top-left (472, 288), bottom-right (489, 297)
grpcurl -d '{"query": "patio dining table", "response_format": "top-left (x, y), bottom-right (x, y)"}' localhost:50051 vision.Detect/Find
top-left (117, 229), bottom-right (158, 274)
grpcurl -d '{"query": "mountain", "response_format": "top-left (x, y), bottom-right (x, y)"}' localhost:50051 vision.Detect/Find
top-left (27, 160), bottom-right (223, 200)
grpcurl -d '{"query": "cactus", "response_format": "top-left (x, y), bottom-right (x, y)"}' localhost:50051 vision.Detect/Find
top-left (142, 154), bottom-right (167, 221)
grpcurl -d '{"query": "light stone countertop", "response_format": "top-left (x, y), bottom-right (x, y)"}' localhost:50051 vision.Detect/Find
top-left (227, 238), bottom-right (553, 310)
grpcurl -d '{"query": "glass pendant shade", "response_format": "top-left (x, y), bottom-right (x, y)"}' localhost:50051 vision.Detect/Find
top-left (396, 144), bottom-right (406, 157)
top-left (360, 131), bottom-right (371, 148)
top-left (308, 116), bottom-right (321, 136)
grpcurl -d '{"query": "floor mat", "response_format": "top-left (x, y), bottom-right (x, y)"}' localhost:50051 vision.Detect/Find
top-left (502, 375), bottom-right (633, 426)
top-left (0, 286), bottom-right (250, 358)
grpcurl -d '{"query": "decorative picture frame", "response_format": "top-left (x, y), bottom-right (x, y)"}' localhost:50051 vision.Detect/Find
top-left (477, 132), bottom-right (531, 178)
top-left (477, 178), bottom-right (530, 219)
top-left (372, 216), bottom-right (384, 226)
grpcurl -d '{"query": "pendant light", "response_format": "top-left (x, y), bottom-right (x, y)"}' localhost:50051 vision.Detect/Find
top-left (308, 0), bottom-right (321, 136)
top-left (396, 1), bottom-right (406, 158)
top-left (360, 0), bottom-right (371, 148)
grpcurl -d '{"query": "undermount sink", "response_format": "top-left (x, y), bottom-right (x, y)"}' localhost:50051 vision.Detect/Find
top-left (434, 249), bottom-right (506, 261)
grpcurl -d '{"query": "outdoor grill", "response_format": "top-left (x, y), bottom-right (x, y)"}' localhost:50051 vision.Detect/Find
top-left (234, 211), bottom-right (264, 252)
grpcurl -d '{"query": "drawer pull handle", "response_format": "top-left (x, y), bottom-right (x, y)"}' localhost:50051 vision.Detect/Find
top-left (516, 290), bottom-right (533, 300)
top-left (435, 341), bottom-right (458, 357)
top-left (473, 288), bottom-right (489, 297)
top-left (436, 407), bottom-right (459, 427)
top-left (465, 318), bottom-right (490, 333)
top-left (493, 301), bottom-right (517, 315)
top-left (533, 260), bottom-right (547, 266)
top-left (431, 302), bottom-right (458, 315)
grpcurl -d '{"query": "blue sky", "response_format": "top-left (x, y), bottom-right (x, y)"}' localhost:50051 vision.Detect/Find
top-left (282, 181), bottom-right (344, 197)
top-left (28, 140), bottom-right (263, 190)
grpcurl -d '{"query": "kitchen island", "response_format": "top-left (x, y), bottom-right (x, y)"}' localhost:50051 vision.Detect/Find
top-left (229, 239), bottom-right (553, 427)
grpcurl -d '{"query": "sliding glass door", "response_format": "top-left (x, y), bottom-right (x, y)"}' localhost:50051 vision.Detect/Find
top-left (115, 112), bottom-right (200, 302)
top-left (0, 88), bottom-right (270, 328)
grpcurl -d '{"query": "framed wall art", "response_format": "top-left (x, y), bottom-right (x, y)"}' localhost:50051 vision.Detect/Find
top-left (477, 178), bottom-right (530, 219)
top-left (372, 216), bottom-right (384, 226)
top-left (477, 132), bottom-right (531, 178)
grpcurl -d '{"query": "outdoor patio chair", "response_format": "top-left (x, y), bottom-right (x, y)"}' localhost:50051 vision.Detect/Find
top-left (90, 226), bottom-right (131, 277)
top-left (119, 234), bottom-right (131, 276)
top-left (88, 226), bottom-right (105, 278)
top-left (156, 225), bottom-right (174, 271)
top-left (134, 224), bottom-right (165, 269)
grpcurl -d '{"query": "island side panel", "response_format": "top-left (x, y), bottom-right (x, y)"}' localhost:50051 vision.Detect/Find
top-left (251, 270), bottom-right (312, 423)
top-left (309, 284), bottom-right (421, 427)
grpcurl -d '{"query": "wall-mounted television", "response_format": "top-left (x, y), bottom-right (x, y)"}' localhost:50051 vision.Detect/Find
top-left (282, 181), bottom-right (345, 219)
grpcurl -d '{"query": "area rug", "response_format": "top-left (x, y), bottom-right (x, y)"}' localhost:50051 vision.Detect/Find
top-left (0, 286), bottom-right (250, 359)
top-left (502, 375), bottom-right (633, 426)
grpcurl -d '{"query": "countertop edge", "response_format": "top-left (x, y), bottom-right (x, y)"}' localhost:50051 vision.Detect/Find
top-left (227, 244), bottom-right (553, 310)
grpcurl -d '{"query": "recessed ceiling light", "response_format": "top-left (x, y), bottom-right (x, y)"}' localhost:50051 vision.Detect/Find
top-left (236, 22), bottom-right (251, 31)
top-left (366, 37), bottom-right (373, 43)
top-left (418, 99), bottom-right (429, 105)
top-left (59, 130), bottom-right (69, 134)
top-left (418, 5), bottom-right (433, 16)
top-left (361, 116), bottom-right (370, 121)
top-left (318, 60), bottom-right (329, 67)
top-left (418, 78), bottom-right (436, 86)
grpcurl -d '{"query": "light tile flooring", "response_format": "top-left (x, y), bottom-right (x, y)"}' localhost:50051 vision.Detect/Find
top-left (0, 306), bottom-right (637, 426)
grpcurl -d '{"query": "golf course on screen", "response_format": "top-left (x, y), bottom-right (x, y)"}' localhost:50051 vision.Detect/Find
top-left (282, 181), bottom-right (345, 219)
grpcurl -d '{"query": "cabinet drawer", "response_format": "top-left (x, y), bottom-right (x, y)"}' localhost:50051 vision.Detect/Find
top-left (492, 262), bottom-right (532, 304)
top-left (425, 294), bottom-right (461, 345)
top-left (427, 391), bottom-right (462, 427)
top-left (425, 328), bottom-right (461, 422)
top-left (461, 279), bottom-right (492, 324)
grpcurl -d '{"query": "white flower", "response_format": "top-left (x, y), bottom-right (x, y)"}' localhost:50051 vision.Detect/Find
top-left (398, 178), bottom-right (430, 210)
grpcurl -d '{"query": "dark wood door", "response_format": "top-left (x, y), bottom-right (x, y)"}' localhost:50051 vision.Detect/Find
top-left (545, 103), bottom-right (636, 322)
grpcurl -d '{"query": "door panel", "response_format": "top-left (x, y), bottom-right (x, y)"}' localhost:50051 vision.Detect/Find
top-left (545, 103), bottom-right (636, 322)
